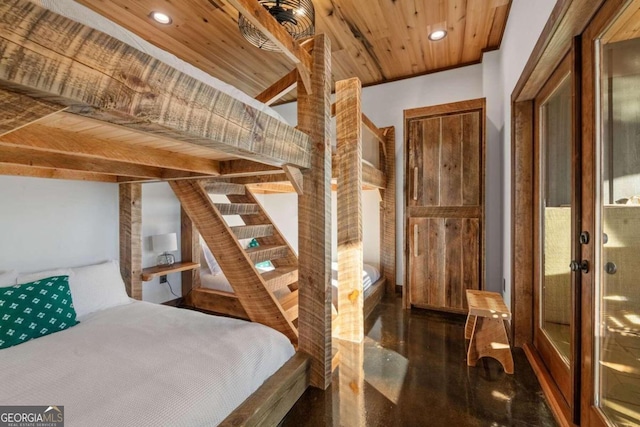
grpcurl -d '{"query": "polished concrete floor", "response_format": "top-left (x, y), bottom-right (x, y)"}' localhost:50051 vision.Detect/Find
top-left (281, 295), bottom-right (557, 427)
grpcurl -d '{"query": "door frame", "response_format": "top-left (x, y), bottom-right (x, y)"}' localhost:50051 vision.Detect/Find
top-left (403, 98), bottom-right (486, 310)
top-left (532, 49), bottom-right (581, 419)
top-left (580, 1), bottom-right (633, 426)
top-left (511, 1), bottom-right (631, 426)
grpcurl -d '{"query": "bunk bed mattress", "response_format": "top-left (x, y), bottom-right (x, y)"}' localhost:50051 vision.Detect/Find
top-left (201, 264), bottom-right (381, 297)
top-left (0, 301), bottom-right (295, 426)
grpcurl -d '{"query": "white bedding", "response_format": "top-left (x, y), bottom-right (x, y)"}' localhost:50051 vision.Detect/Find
top-left (331, 262), bottom-right (381, 295)
top-left (35, 0), bottom-right (288, 124)
top-left (0, 301), bottom-right (294, 426)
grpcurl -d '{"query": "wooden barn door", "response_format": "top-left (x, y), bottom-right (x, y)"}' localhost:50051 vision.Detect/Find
top-left (405, 99), bottom-right (485, 312)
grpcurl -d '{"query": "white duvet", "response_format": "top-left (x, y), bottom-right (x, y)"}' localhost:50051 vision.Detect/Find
top-left (0, 301), bottom-right (294, 426)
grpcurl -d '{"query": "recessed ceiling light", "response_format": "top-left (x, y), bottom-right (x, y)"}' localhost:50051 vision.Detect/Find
top-left (428, 30), bottom-right (447, 41)
top-left (150, 11), bottom-right (172, 25)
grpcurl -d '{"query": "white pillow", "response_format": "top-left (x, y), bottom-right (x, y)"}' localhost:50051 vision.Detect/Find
top-left (69, 260), bottom-right (131, 319)
top-left (201, 242), bottom-right (222, 276)
top-left (17, 268), bottom-right (73, 285)
top-left (0, 270), bottom-right (18, 287)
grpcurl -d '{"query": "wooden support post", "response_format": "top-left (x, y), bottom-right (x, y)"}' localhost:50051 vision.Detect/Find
top-left (381, 127), bottom-right (397, 295)
top-left (336, 78), bottom-right (364, 343)
top-left (297, 34), bottom-right (332, 389)
top-left (119, 183), bottom-right (142, 300)
top-left (181, 208), bottom-right (200, 299)
top-left (337, 339), bottom-right (365, 426)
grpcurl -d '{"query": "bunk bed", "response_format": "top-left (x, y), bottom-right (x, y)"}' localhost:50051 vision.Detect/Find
top-left (186, 77), bottom-right (397, 345)
top-left (0, 0), bottom-right (334, 424)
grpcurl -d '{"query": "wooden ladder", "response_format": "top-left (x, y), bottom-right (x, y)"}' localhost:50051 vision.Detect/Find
top-left (170, 180), bottom-right (299, 345)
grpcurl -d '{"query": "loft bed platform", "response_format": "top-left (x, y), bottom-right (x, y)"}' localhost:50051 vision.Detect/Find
top-left (0, 2), bottom-right (312, 184)
top-left (1, 0), bottom-right (335, 425)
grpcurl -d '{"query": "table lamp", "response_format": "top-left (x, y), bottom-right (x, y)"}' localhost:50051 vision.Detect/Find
top-left (152, 233), bottom-right (178, 266)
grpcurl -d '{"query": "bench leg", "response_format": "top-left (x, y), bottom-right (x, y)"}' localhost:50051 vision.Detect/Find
top-left (464, 314), bottom-right (476, 340)
top-left (467, 317), bottom-right (514, 374)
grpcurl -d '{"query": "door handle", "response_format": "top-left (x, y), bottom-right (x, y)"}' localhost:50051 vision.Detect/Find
top-left (413, 167), bottom-right (418, 201)
top-left (413, 224), bottom-right (419, 257)
top-left (605, 262), bottom-right (617, 275)
top-left (570, 260), bottom-right (589, 273)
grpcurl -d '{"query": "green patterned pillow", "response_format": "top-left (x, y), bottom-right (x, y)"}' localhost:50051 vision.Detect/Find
top-left (0, 275), bottom-right (78, 350)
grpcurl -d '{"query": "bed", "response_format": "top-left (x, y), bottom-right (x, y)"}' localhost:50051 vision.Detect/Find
top-left (0, 262), bottom-right (297, 426)
top-left (1, 0), bottom-right (349, 403)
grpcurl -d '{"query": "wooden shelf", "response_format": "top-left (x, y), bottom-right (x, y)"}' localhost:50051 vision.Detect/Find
top-left (141, 261), bottom-right (200, 281)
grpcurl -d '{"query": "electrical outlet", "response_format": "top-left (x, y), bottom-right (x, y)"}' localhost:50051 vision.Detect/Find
top-left (159, 275), bottom-right (167, 284)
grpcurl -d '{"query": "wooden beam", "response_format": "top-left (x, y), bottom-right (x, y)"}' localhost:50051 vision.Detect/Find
top-left (119, 184), bottom-right (142, 300)
top-left (219, 353), bottom-right (310, 427)
top-left (219, 160), bottom-right (282, 177)
top-left (331, 155), bottom-right (386, 189)
top-left (361, 113), bottom-right (387, 156)
top-left (255, 69), bottom-right (298, 106)
top-left (224, 0), bottom-right (313, 93)
top-left (283, 165), bottom-right (303, 195)
top-left (362, 162), bottom-right (386, 189)
top-left (170, 179), bottom-right (298, 344)
top-left (181, 208), bottom-right (200, 297)
top-left (0, 163), bottom-right (118, 183)
top-left (247, 183), bottom-right (296, 194)
top-left (297, 34), bottom-right (332, 389)
top-left (336, 78), bottom-right (364, 343)
top-left (0, 88), bottom-right (67, 137)
top-left (0, 145), bottom-right (204, 180)
top-left (381, 126), bottom-right (397, 295)
top-left (188, 289), bottom-right (248, 319)
top-left (0, 124), bottom-right (221, 175)
top-left (0, 1), bottom-right (311, 169)
top-left (230, 174), bottom-right (290, 185)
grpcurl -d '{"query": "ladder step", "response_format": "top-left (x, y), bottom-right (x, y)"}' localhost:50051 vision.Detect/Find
top-left (261, 266), bottom-right (298, 292)
top-left (214, 203), bottom-right (259, 215)
top-left (204, 182), bottom-right (245, 195)
top-left (231, 224), bottom-right (274, 240)
top-left (279, 289), bottom-right (298, 322)
top-left (245, 244), bottom-right (289, 264)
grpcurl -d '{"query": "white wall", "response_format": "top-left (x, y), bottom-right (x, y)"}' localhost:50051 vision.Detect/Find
top-left (0, 176), bottom-right (118, 274)
top-left (141, 182), bottom-right (183, 303)
top-left (497, 0), bottom-right (557, 307)
top-left (482, 50), bottom-right (505, 292)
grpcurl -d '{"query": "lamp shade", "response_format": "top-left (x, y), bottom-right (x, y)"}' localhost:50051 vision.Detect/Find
top-left (151, 233), bottom-right (178, 253)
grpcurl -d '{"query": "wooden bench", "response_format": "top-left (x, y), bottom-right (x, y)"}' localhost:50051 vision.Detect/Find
top-left (465, 289), bottom-right (514, 374)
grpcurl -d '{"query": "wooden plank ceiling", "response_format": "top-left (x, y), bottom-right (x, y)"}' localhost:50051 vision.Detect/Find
top-left (76, 0), bottom-right (512, 102)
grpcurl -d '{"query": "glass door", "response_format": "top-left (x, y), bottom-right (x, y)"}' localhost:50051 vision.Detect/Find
top-left (592, 2), bottom-right (640, 425)
top-left (534, 53), bottom-right (579, 411)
